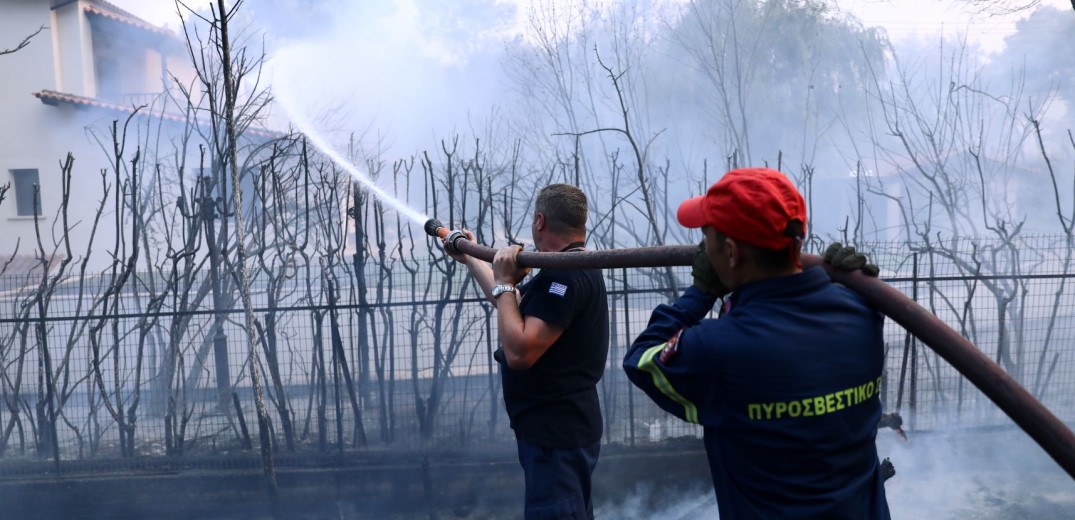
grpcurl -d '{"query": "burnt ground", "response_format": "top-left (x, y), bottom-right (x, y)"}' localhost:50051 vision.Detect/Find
top-left (2, 428), bottom-right (1073, 519)
top-left (0, 440), bottom-right (712, 520)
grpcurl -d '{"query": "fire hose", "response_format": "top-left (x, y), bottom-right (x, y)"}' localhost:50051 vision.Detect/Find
top-left (425, 218), bottom-right (1075, 478)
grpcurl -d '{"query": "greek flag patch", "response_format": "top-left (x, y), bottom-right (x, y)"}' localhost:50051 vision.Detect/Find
top-left (548, 282), bottom-right (568, 297)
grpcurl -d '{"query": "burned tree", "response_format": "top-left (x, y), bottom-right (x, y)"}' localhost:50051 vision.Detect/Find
top-left (853, 34), bottom-right (1075, 426)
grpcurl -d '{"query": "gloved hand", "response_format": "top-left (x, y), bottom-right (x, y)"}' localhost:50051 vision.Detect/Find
top-left (823, 242), bottom-right (880, 277)
top-left (692, 240), bottom-right (729, 296)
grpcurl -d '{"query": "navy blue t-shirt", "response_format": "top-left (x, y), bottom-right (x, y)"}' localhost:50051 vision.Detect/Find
top-left (497, 265), bottom-right (609, 448)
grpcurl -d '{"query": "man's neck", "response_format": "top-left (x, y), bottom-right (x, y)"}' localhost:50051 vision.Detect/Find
top-left (538, 235), bottom-right (586, 253)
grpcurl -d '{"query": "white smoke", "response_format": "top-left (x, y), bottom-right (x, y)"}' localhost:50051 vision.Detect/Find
top-left (598, 427), bottom-right (1075, 519)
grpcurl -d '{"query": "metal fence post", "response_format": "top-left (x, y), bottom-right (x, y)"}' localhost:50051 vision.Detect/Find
top-left (623, 268), bottom-right (635, 447)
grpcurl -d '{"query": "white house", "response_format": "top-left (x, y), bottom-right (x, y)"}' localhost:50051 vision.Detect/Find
top-left (0, 0), bottom-right (206, 275)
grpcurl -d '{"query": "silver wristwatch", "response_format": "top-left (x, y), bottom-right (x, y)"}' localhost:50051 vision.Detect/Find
top-left (491, 284), bottom-right (517, 299)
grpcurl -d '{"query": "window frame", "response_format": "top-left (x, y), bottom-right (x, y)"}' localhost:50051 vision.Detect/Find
top-left (11, 168), bottom-right (42, 217)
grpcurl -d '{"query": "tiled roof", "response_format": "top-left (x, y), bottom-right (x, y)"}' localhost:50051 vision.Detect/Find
top-left (81, 0), bottom-right (177, 39)
top-left (33, 90), bottom-right (286, 140)
top-left (0, 254), bottom-right (63, 279)
top-left (35, 89), bottom-right (189, 123)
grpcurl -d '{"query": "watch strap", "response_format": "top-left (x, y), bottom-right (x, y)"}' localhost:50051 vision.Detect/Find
top-left (492, 284), bottom-right (516, 298)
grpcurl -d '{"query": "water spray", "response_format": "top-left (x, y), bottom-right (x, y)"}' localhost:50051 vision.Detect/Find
top-left (426, 218), bottom-right (1075, 478)
top-left (275, 81), bottom-right (431, 227)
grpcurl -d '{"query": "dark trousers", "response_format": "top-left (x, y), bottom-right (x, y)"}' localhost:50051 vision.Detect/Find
top-left (516, 439), bottom-right (600, 520)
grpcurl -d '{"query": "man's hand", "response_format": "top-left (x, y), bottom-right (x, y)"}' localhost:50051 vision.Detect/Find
top-left (493, 245), bottom-right (530, 285)
top-left (692, 240), bottom-right (728, 296)
top-left (441, 228), bottom-right (474, 264)
top-left (823, 242), bottom-right (880, 277)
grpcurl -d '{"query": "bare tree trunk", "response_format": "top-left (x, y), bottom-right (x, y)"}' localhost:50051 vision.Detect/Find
top-left (327, 278), bottom-right (367, 447)
top-left (211, 0), bottom-right (278, 513)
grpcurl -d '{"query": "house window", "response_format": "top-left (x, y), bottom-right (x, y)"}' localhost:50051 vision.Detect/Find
top-left (12, 169), bottom-right (42, 216)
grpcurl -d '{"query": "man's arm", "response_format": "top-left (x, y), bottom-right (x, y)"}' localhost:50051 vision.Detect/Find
top-left (441, 229), bottom-right (498, 304)
top-left (496, 301), bottom-right (563, 370)
top-left (462, 255), bottom-right (497, 304)
top-left (623, 286), bottom-right (718, 424)
top-left (443, 235), bottom-right (559, 369)
top-left (492, 246), bottom-right (563, 370)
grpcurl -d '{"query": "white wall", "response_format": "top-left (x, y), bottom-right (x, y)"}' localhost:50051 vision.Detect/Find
top-left (1, 1), bottom-right (200, 272)
top-left (3, 3), bottom-right (104, 267)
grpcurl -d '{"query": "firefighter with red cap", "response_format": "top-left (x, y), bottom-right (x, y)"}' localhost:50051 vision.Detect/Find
top-left (623, 167), bottom-right (892, 519)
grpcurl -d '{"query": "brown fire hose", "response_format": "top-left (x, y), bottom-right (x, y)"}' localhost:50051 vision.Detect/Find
top-left (426, 219), bottom-right (1075, 478)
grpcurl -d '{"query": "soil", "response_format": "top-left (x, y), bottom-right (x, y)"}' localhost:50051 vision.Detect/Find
top-left (2, 429), bottom-right (1072, 519)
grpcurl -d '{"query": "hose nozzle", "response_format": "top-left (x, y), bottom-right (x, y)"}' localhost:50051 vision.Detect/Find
top-left (424, 218), bottom-right (448, 239)
top-left (424, 218), bottom-right (468, 255)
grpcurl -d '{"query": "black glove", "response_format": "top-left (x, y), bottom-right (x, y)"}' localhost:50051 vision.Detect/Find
top-left (692, 240), bottom-right (729, 296)
top-left (823, 242), bottom-right (880, 277)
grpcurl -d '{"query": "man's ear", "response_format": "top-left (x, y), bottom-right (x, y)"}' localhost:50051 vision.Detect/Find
top-left (534, 212), bottom-right (546, 232)
top-left (726, 237), bottom-right (741, 268)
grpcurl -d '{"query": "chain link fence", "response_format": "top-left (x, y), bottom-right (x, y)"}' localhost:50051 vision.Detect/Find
top-left (1, 236), bottom-right (1074, 475)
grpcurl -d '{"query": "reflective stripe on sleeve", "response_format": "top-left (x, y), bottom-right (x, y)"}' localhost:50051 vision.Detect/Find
top-left (637, 343), bottom-right (700, 424)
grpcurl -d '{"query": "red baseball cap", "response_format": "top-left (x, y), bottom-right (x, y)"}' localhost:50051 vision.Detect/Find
top-left (677, 167), bottom-right (807, 250)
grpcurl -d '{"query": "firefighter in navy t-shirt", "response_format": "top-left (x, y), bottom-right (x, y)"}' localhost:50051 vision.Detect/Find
top-left (442, 184), bottom-right (608, 520)
top-left (624, 168), bottom-right (892, 519)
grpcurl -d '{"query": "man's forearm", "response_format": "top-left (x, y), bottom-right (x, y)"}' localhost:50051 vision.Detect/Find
top-left (627, 286), bottom-right (718, 359)
top-left (464, 256), bottom-right (497, 303)
top-left (496, 294), bottom-right (525, 355)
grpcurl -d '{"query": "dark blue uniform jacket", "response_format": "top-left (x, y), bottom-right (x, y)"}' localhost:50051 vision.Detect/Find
top-left (623, 267), bottom-right (891, 519)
